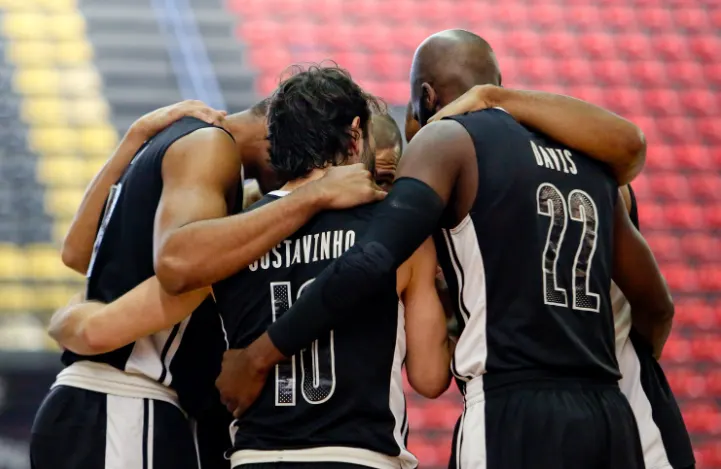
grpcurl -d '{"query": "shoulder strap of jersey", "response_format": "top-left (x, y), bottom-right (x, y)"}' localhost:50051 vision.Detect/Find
top-left (627, 184), bottom-right (639, 231)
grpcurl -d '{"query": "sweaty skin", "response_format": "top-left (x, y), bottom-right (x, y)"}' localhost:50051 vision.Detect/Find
top-left (214, 30), bottom-right (660, 418)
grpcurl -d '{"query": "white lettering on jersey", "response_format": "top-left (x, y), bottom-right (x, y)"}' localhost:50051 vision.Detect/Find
top-left (530, 141), bottom-right (578, 175)
top-left (248, 230), bottom-right (356, 272)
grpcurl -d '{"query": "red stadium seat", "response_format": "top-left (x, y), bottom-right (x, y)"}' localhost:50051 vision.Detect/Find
top-left (674, 298), bottom-right (718, 329)
top-left (647, 172), bottom-right (690, 201)
top-left (681, 89), bottom-right (720, 117)
top-left (674, 7), bottom-right (710, 32)
top-left (502, 30), bottom-right (541, 58)
top-left (533, 3), bottom-right (565, 29)
top-left (628, 61), bottom-right (669, 87)
top-left (653, 34), bottom-right (690, 61)
top-left (321, 22), bottom-right (356, 52)
top-left (661, 262), bottom-right (699, 292)
top-left (681, 233), bottom-right (720, 262)
top-left (682, 402), bottom-right (721, 434)
top-left (697, 265), bottom-right (721, 292)
top-left (645, 232), bottom-right (682, 262)
top-left (578, 32), bottom-right (616, 59)
top-left (565, 6), bottom-right (602, 29)
top-left (247, 47), bottom-right (293, 74)
top-left (556, 59), bottom-right (594, 85)
top-left (662, 335), bottom-right (691, 363)
top-left (368, 52), bottom-right (408, 80)
top-left (687, 173), bottom-right (721, 201)
top-left (674, 145), bottom-right (711, 172)
top-left (698, 119), bottom-right (721, 145)
top-left (704, 63), bottom-right (721, 88)
top-left (601, 6), bottom-right (637, 30)
top-left (655, 117), bottom-right (696, 144)
top-left (642, 88), bottom-right (681, 117)
top-left (589, 60), bottom-right (630, 86)
top-left (689, 35), bottom-right (719, 62)
top-left (615, 33), bottom-right (653, 60)
top-left (333, 52), bottom-right (371, 79)
top-left (665, 203), bottom-right (705, 230)
top-left (637, 7), bottom-right (674, 31)
top-left (637, 202), bottom-right (665, 229)
top-left (706, 205), bottom-right (721, 230)
top-left (542, 31), bottom-right (580, 59)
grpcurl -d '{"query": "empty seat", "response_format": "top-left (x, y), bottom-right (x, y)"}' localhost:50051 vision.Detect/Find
top-left (13, 68), bottom-right (61, 96)
top-left (25, 244), bottom-right (72, 280)
top-left (0, 284), bottom-right (35, 311)
top-left (681, 233), bottom-right (720, 262)
top-left (44, 187), bottom-right (84, 219)
top-left (0, 243), bottom-right (26, 279)
top-left (47, 12), bottom-right (86, 41)
top-left (29, 127), bottom-right (78, 154)
top-left (2, 12), bottom-right (47, 40)
top-left (78, 125), bottom-right (117, 155)
top-left (36, 156), bottom-right (87, 187)
top-left (21, 97), bottom-right (65, 125)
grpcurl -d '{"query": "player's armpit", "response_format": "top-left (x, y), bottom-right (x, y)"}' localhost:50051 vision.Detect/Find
top-left (612, 191), bottom-right (674, 359)
top-left (401, 239), bottom-right (452, 398)
top-left (153, 127), bottom-right (241, 294)
top-left (48, 277), bottom-right (210, 355)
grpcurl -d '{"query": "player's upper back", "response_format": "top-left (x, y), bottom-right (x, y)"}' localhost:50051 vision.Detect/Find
top-left (63, 117), bottom-right (238, 415)
top-left (438, 109), bottom-right (620, 388)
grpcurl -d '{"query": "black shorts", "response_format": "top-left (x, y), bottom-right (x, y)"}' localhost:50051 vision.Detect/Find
top-left (30, 385), bottom-right (199, 469)
top-left (449, 381), bottom-right (645, 469)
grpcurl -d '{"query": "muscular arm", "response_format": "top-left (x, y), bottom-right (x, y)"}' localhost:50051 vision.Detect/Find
top-left (154, 129), bottom-right (330, 294)
top-left (433, 86), bottom-right (646, 185)
top-left (61, 128), bottom-right (148, 273)
top-left (48, 279), bottom-right (209, 355)
top-left (612, 191), bottom-right (674, 359)
top-left (401, 239), bottom-right (452, 398)
top-left (253, 121), bottom-right (474, 367)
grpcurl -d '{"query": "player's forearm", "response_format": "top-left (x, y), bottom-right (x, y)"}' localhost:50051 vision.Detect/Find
top-left (61, 128), bottom-right (148, 274)
top-left (406, 337), bottom-right (452, 398)
top-left (489, 87), bottom-right (646, 185)
top-left (631, 284), bottom-right (675, 360)
top-left (263, 179), bottom-right (445, 361)
top-left (155, 184), bottom-right (326, 294)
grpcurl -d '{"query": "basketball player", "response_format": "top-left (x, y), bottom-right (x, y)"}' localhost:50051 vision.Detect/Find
top-left (213, 65), bottom-right (452, 469)
top-left (404, 102), bottom-right (420, 144)
top-left (431, 87), bottom-right (695, 469)
top-left (35, 97), bottom-right (384, 469)
top-left (216, 30), bottom-right (672, 469)
top-left (372, 113), bottom-right (403, 192)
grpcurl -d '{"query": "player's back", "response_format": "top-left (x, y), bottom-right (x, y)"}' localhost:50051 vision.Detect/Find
top-left (438, 109), bottom-right (620, 390)
top-left (214, 191), bottom-right (416, 469)
top-left (58, 117), bottom-right (234, 416)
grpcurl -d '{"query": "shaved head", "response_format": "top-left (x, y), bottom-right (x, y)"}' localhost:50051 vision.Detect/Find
top-left (410, 29), bottom-right (501, 126)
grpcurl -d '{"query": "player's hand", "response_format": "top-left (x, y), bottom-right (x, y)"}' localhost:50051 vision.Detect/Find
top-left (216, 348), bottom-right (269, 418)
top-left (310, 163), bottom-right (386, 210)
top-left (131, 100), bottom-right (228, 140)
top-left (427, 84), bottom-right (500, 123)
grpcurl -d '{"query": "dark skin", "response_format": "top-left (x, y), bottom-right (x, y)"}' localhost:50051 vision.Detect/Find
top-left (217, 29), bottom-right (666, 417)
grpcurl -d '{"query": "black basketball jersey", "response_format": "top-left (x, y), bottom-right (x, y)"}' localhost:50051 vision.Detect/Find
top-left (213, 191), bottom-right (416, 467)
top-left (61, 117), bottom-right (240, 416)
top-left (434, 109), bottom-right (621, 392)
top-left (623, 186), bottom-right (695, 469)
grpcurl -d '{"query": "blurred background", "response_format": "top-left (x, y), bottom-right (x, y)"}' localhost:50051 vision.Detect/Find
top-left (0, 0), bottom-right (718, 467)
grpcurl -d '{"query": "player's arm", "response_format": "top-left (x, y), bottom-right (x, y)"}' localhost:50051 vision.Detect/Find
top-left (401, 239), bottom-right (452, 398)
top-left (48, 279), bottom-right (209, 355)
top-left (252, 121), bottom-right (471, 371)
top-left (612, 190), bottom-right (674, 359)
top-left (429, 85), bottom-right (646, 185)
top-left (155, 131), bottom-right (385, 295)
top-left (61, 101), bottom-right (227, 274)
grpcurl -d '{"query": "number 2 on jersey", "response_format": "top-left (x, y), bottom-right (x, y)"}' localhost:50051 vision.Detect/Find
top-left (270, 280), bottom-right (336, 406)
top-left (536, 183), bottom-right (600, 312)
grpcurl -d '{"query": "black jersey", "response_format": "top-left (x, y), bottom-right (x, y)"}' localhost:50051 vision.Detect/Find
top-left (61, 117), bottom-right (239, 416)
top-left (434, 109), bottom-right (620, 392)
top-left (213, 191), bottom-right (416, 468)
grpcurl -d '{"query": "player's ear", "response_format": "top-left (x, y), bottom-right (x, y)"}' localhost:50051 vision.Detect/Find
top-left (350, 116), bottom-right (361, 153)
top-left (421, 83), bottom-right (438, 112)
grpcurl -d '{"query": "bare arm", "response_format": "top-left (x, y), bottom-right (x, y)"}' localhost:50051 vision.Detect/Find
top-left (216, 121), bottom-right (475, 416)
top-left (155, 130), bottom-right (385, 294)
top-left (401, 239), bottom-right (452, 398)
top-left (48, 279), bottom-right (209, 355)
top-left (612, 191), bottom-right (674, 359)
top-left (61, 101), bottom-right (227, 274)
top-left (429, 85), bottom-right (646, 185)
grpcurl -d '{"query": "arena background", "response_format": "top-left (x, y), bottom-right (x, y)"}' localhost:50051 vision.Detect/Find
top-left (0, 0), bottom-right (718, 467)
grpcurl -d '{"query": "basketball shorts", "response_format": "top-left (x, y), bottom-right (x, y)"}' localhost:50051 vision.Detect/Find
top-left (449, 379), bottom-right (645, 469)
top-left (30, 385), bottom-right (199, 469)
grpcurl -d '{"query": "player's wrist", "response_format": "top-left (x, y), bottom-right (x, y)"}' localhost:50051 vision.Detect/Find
top-left (247, 332), bottom-right (285, 374)
top-left (296, 181), bottom-right (331, 212)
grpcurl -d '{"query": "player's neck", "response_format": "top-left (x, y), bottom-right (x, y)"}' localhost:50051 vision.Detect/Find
top-left (280, 168), bottom-right (327, 193)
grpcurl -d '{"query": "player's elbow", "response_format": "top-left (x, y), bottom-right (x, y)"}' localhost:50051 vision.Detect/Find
top-left (409, 371), bottom-right (452, 399)
top-left (60, 242), bottom-right (88, 275)
top-left (615, 125), bottom-right (647, 185)
top-left (78, 324), bottom-right (115, 355)
top-left (154, 237), bottom-right (204, 295)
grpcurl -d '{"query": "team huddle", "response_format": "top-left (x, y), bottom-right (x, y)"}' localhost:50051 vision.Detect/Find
top-left (29, 29), bottom-right (695, 469)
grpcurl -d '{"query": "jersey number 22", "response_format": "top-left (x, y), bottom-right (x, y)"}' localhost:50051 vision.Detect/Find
top-left (537, 183), bottom-right (600, 312)
top-left (270, 280), bottom-right (336, 406)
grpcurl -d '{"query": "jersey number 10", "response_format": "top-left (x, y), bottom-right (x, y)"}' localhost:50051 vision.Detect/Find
top-left (270, 280), bottom-right (336, 406)
top-left (537, 183), bottom-right (600, 313)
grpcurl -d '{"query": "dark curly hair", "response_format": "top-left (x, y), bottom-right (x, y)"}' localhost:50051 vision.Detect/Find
top-left (268, 63), bottom-right (383, 181)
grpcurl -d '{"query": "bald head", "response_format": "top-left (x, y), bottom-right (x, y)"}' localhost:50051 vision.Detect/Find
top-left (410, 29), bottom-right (501, 126)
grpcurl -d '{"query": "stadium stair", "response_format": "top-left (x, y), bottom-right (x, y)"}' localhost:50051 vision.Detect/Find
top-left (0, 0), bottom-right (114, 322)
top-left (223, 0), bottom-right (721, 466)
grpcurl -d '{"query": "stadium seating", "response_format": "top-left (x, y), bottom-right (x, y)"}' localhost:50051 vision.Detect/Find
top-left (224, 0), bottom-right (721, 466)
top-left (0, 0), bottom-right (112, 317)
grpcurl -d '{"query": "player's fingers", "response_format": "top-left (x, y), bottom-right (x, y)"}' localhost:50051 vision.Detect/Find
top-left (373, 189), bottom-right (387, 201)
